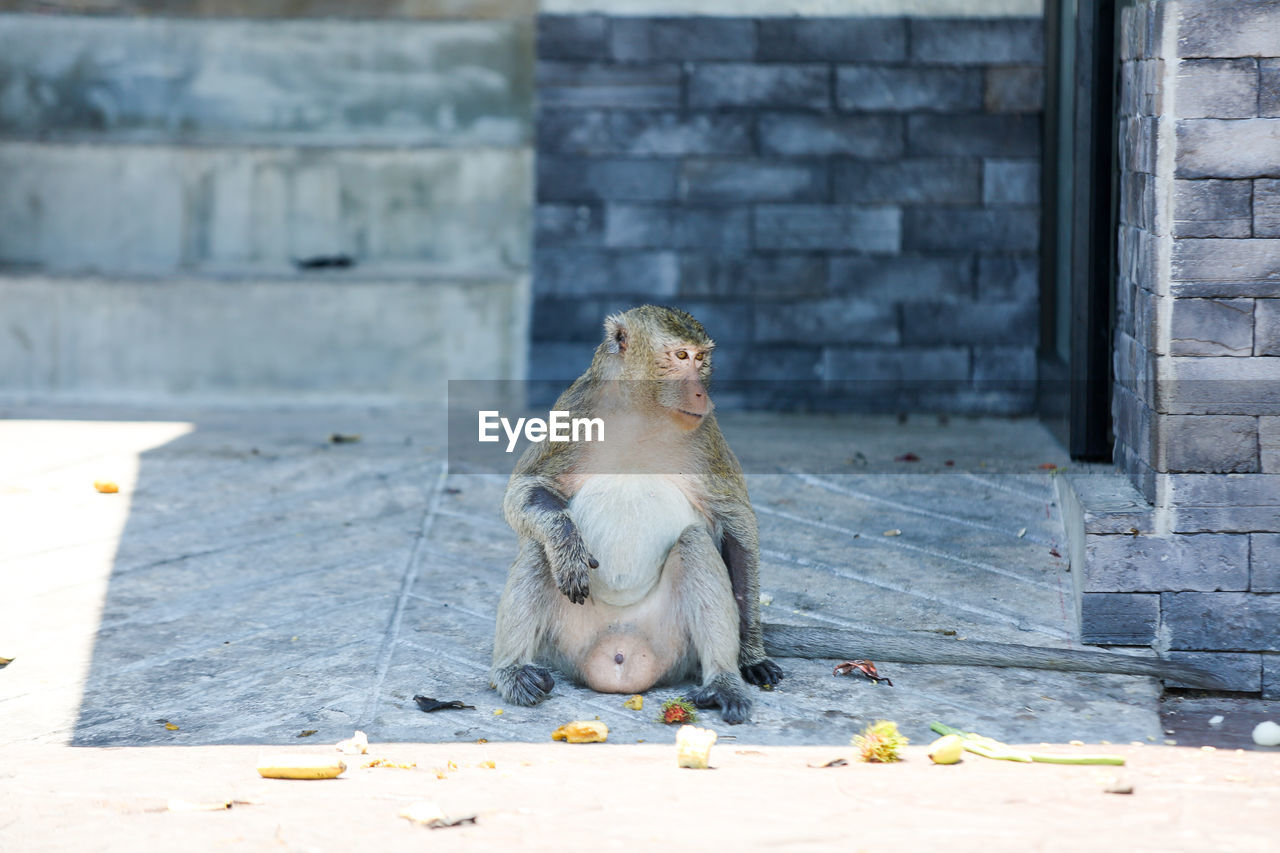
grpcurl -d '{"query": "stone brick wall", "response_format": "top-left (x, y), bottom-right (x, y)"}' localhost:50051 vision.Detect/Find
top-left (532, 14), bottom-right (1043, 411)
top-left (1100, 0), bottom-right (1279, 696)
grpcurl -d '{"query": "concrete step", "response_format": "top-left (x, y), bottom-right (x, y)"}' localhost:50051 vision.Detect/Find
top-left (0, 13), bottom-right (532, 147)
top-left (0, 272), bottom-right (529, 402)
top-left (0, 141), bottom-right (532, 275)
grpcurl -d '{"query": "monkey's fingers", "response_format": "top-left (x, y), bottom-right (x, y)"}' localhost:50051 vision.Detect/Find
top-left (690, 678), bottom-right (753, 725)
top-left (494, 664), bottom-right (555, 706)
top-left (555, 566), bottom-right (591, 604)
top-left (741, 658), bottom-right (784, 687)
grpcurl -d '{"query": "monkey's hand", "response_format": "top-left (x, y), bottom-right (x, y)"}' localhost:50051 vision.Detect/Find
top-left (741, 657), bottom-right (784, 687)
top-left (546, 529), bottom-right (597, 605)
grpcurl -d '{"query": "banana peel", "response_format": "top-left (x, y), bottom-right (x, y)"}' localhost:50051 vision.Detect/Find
top-left (930, 722), bottom-right (1124, 766)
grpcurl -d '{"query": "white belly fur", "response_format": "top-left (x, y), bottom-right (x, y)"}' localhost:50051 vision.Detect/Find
top-left (568, 475), bottom-right (704, 607)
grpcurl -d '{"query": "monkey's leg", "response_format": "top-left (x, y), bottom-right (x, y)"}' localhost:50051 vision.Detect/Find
top-left (672, 524), bottom-right (753, 725)
top-left (490, 542), bottom-right (558, 706)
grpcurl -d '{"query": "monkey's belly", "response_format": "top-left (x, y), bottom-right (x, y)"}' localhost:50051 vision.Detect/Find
top-left (568, 474), bottom-right (703, 607)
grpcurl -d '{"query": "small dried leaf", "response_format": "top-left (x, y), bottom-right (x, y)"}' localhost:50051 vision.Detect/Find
top-left (1049, 548), bottom-right (1062, 558)
top-left (413, 696), bottom-right (475, 713)
top-left (807, 757), bottom-right (848, 768)
top-left (894, 453), bottom-right (920, 462)
top-left (297, 729), bottom-right (317, 738)
top-left (833, 660), bottom-right (893, 686)
top-left (329, 433), bottom-right (361, 444)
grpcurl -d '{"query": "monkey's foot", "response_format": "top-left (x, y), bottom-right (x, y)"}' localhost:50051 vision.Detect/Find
top-left (492, 664), bottom-right (554, 706)
top-left (689, 675), bottom-right (752, 725)
top-left (741, 657), bottom-right (784, 687)
top-left (549, 537), bottom-right (595, 605)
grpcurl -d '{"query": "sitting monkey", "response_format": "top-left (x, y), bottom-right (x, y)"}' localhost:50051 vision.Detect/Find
top-left (490, 306), bottom-right (1221, 724)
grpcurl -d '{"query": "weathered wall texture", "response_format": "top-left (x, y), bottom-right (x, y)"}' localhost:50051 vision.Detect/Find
top-left (1097, 0), bottom-right (1279, 696)
top-left (531, 14), bottom-right (1043, 412)
top-left (0, 10), bottom-right (533, 401)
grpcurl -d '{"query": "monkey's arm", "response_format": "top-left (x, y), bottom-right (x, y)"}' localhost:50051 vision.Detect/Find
top-left (503, 443), bottom-right (596, 605)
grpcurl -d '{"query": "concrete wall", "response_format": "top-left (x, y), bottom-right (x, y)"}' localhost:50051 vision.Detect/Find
top-left (530, 12), bottom-right (1044, 412)
top-left (0, 8), bottom-right (533, 402)
top-left (1084, 0), bottom-right (1280, 696)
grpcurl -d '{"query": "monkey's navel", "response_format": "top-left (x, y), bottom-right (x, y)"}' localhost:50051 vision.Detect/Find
top-left (614, 653), bottom-right (625, 665)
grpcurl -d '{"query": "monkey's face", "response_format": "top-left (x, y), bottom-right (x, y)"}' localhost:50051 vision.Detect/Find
top-left (654, 342), bottom-right (714, 431)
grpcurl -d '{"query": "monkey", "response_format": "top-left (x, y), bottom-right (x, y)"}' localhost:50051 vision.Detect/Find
top-left (489, 305), bottom-right (1224, 724)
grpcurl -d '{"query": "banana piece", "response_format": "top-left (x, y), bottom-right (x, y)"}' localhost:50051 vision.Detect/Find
top-left (927, 734), bottom-right (965, 765)
top-left (551, 721), bottom-right (609, 743)
top-left (256, 753), bottom-right (347, 779)
top-left (675, 725), bottom-right (718, 769)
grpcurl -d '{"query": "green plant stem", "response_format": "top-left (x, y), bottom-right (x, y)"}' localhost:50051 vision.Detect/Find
top-left (930, 722), bottom-right (1125, 766)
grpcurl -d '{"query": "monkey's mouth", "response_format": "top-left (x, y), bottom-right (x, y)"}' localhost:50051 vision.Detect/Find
top-left (676, 409), bottom-right (705, 420)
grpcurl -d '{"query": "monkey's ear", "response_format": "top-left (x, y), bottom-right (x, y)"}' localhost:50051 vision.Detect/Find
top-left (603, 313), bottom-right (628, 354)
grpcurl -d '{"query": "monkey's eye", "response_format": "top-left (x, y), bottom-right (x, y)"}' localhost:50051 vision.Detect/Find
top-left (676, 350), bottom-right (689, 360)
top-left (695, 352), bottom-right (705, 362)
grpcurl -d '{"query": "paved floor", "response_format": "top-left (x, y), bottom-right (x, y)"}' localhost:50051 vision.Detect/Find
top-left (1, 404), bottom-right (1186, 751)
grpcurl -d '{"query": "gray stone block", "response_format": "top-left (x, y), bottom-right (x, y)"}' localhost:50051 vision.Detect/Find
top-left (834, 159), bottom-right (979, 205)
top-left (0, 273), bottom-right (527, 402)
top-left (679, 159), bottom-right (828, 203)
top-left (1262, 417), bottom-right (1280, 473)
top-left (688, 64), bottom-right (830, 111)
top-left (1254, 534), bottom-right (1280, 592)
top-left (0, 142), bottom-right (531, 275)
top-left (1121, 171), bottom-right (1158, 232)
top-left (537, 109), bottom-right (612, 155)
top-left (908, 115), bottom-right (1040, 158)
top-left (711, 345), bottom-right (823, 384)
top-left (1163, 592), bottom-right (1280, 651)
top-left (759, 114), bottom-right (903, 159)
top-left (909, 18), bottom-right (1043, 65)
top-left (1173, 179), bottom-right (1252, 238)
top-left (536, 156), bottom-right (678, 202)
top-left (1177, 119), bottom-right (1280, 179)
top-left (823, 347), bottom-right (969, 382)
top-left (1122, 116), bottom-right (1160, 175)
top-left (977, 253), bottom-right (1038, 301)
top-left (755, 299), bottom-right (898, 346)
top-left (1154, 357), bottom-right (1280, 416)
top-left (1120, 58), bottom-right (1164, 118)
top-left (610, 17), bottom-right (756, 61)
top-left (1177, 0), bottom-right (1280, 58)
top-left (529, 341), bottom-right (599, 382)
top-left (1158, 414), bottom-right (1260, 473)
top-left (983, 159), bottom-right (1040, 205)
top-left (1263, 60), bottom-right (1280, 117)
top-left (604, 204), bottom-right (750, 254)
top-left (678, 254), bottom-right (826, 300)
top-left (900, 299), bottom-right (1037, 346)
top-left (537, 61), bottom-right (681, 109)
top-left (0, 0), bottom-right (535, 17)
top-left (0, 15), bottom-right (533, 147)
top-left (835, 66), bottom-right (982, 113)
top-left (972, 346), bottom-right (1036, 383)
top-left (828, 254), bottom-right (973, 302)
top-left (1169, 298), bottom-right (1254, 357)
top-left (757, 17), bottom-right (906, 63)
top-left (1165, 474), bottom-right (1280, 507)
top-left (1259, 299), bottom-right (1280, 356)
top-left (984, 66), bottom-right (1044, 113)
top-left (1176, 59), bottom-right (1259, 119)
top-left (1265, 654), bottom-right (1280, 698)
top-left (1172, 239), bottom-right (1280, 283)
top-left (903, 208), bottom-right (1040, 252)
top-left (1254, 179), bottom-right (1280, 237)
top-left (1164, 651), bottom-right (1262, 691)
top-left (1082, 533), bottom-right (1249, 592)
top-left (533, 249), bottom-right (678, 298)
top-left (535, 204), bottom-right (603, 247)
top-left (753, 205), bottom-right (901, 253)
top-left (1175, 508), bottom-right (1280, 534)
top-left (537, 14), bottom-right (607, 60)
top-left (1079, 593), bottom-right (1159, 645)
top-left (1056, 473), bottom-right (1155, 536)
top-left (532, 295), bottom-right (634, 342)
top-left (608, 112), bottom-right (754, 157)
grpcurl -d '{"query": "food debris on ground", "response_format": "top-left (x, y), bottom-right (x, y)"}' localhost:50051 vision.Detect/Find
top-left (297, 730), bottom-right (317, 738)
top-left (552, 721), bottom-right (609, 743)
top-left (0, 656), bottom-right (12, 668)
top-left (398, 801), bottom-right (477, 829)
top-left (676, 725), bottom-right (718, 769)
top-left (93, 480), bottom-right (119, 493)
top-left (659, 698), bottom-right (698, 725)
top-left (807, 757), bottom-right (848, 768)
top-left (623, 695), bottom-right (644, 711)
top-left (255, 754), bottom-right (347, 780)
top-left (1208, 715), bottom-right (1224, 727)
top-left (833, 659), bottom-right (893, 686)
top-left (413, 696), bottom-right (476, 713)
top-left (854, 720), bottom-right (908, 763)
top-left (365, 758), bottom-right (416, 769)
top-left (895, 453), bottom-right (920, 462)
top-left (930, 722), bottom-right (1125, 765)
top-left (882, 528), bottom-right (902, 537)
top-left (1102, 776), bottom-right (1135, 795)
top-left (336, 731), bottom-right (369, 754)
top-left (167, 799), bottom-right (232, 812)
top-left (927, 735), bottom-right (965, 765)
top-left (329, 433), bottom-right (361, 444)
top-left (1252, 720), bottom-right (1280, 746)
top-left (1017, 527), bottom-right (1027, 538)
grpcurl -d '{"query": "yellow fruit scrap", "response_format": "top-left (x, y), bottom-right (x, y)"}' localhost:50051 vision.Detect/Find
top-left (853, 720), bottom-right (908, 763)
top-left (551, 720), bottom-right (609, 743)
top-left (676, 725), bottom-right (718, 769)
top-left (93, 480), bottom-right (119, 493)
top-left (927, 735), bottom-right (965, 765)
top-left (256, 754), bottom-right (347, 779)
top-left (623, 695), bottom-right (644, 711)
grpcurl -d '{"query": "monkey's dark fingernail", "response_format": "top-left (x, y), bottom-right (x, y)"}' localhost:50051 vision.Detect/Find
top-left (588, 558), bottom-right (599, 569)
